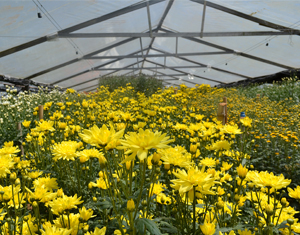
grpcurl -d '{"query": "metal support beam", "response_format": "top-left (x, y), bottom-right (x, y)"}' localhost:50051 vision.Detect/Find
top-left (95, 65), bottom-right (205, 71)
top-left (151, 47), bottom-right (252, 79)
top-left (139, 0), bottom-right (175, 74)
top-left (77, 84), bottom-right (100, 92)
top-left (60, 31), bottom-right (300, 38)
top-left (200, 0), bottom-right (207, 38)
top-left (160, 28), bottom-right (295, 70)
top-left (191, 0), bottom-right (300, 36)
top-left (145, 59), bottom-right (225, 84)
top-left (146, 1), bottom-right (153, 38)
top-left (152, 74), bottom-right (185, 77)
top-left (69, 61), bottom-right (143, 88)
top-left (51, 48), bottom-right (148, 85)
top-left (0, 0), bottom-right (164, 58)
top-left (87, 51), bottom-right (231, 59)
top-left (25, 37), bottom-right (140, 80)
top-left (139, 38), bottom-right (144, 58)
top-left (146, 68), bottom-right (200, 86)
top-left (175, 37), bottom-right (178, 55)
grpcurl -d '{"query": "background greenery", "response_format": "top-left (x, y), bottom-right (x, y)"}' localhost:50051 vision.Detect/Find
top-left (98, 74), bottom-right (164, 97)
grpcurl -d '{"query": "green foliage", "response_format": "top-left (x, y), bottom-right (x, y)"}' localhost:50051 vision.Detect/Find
top-left (98, 74), bottom-right (163, 97)
top-left (236, 76), bottom-right (300, 103)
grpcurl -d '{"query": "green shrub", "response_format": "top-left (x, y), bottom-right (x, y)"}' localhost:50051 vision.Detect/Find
top-left (98, 74), bottom-right (163, 97)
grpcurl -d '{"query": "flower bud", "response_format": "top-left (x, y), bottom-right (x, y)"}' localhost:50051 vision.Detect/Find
top-left (127, 199), bottom-right (135, 212)
top-left (281, 197), bottom-right (288, 207)
top-left (10, 172), bottom-right (17, 182)
top-left (151, 153), bottom-right (161, 165)
top-left (98, 155), bottom-right (107, 168)
top-left (190, 144), bottom-right (197, 153)
top-left (236, 164), bottom-right (248, 179)
top-left (216, 201), bottom-right (224, 209)
top-left (265, 204), bottom-right (273, 215)
top-left (164, 164), bottom-right (170, 170)
top-left (287, 219), bottom-right (294, 225)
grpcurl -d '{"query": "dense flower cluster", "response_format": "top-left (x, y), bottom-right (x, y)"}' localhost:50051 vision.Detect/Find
top-left (0, 83), bottom-right (299, 235)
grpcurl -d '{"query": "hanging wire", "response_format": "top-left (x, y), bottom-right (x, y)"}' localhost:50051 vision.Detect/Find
top-left (213, 20), bottom-right (300, 68)
top-left (31, 0), bottom-right (94, 69)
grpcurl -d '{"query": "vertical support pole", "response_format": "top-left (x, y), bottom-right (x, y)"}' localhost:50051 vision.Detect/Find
top-left (174, 87), bottom-right (178, 94)
top-left (200, 0), bottom-right (207, 38)
top-left (139, 38), bottom-right (144, 58)
top-left (217, 102), bottom-right (227, 125)
top-left (17, 122), bottom-right (24, 156)
top-left (38, 105), bottom-right (44, 120)
top-left (223, 97), bottom-right (228, 124)
top-left (146, 0), bottom-right (153, 38)
top-left (164, 56), bottom-right (166, 69)
top-left (256, 94), bottom-right (260, 101)
top-left (175, 37), bottom-right (178, 56)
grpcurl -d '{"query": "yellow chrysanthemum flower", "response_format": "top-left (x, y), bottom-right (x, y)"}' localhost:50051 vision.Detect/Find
top-left (221, 124), bottom-right (242, 135)
top-left (200, 222), bottom-right (216, 235)
top-left (33, 120), bottom-right (55, 132)
top-left (246, 171), bottom-right (291, 190)
top-left (236, 164), bottom-right (248, 179)
top-left (41, 225), bottom-right (72, 235)
top-left (52, 141), bottom-right (81, 161)
top-left (240, 117), bottom-right (252, 128)
top-left (48, 194), bottom-right (83, 215)
top-left (207, 140), bottom-right (232, 151)
top-left (287, 186), bottom-right (300, 200)
top-left (0, 155), bottom-right (14, 178)
top-left (33, 176), bottom-right (58, 191)
top-left (221, 162), bottom-right (233, 172)
top-left (171, 166), bottom-right (216, 200)
top-left (0, 141), bottom-right (20, 157)
top-left (159, 145), bottom-right (192, 169)
top-left (238, 228), bottom-right (255, 235)
top-left (79, 123), bottom-right (124, 148)
top-left (22, 120), bottom-right (31, 128)
top-left (200, 157), bottom-right (217, 168)
top-left (150, 181), bottom-right (166, 196)
top-left (79, 206), bottom-right (96, 221)
top-left (90, 178), bottom-right (108, 189)
top-left (119, 129), bottom-right (173, 162)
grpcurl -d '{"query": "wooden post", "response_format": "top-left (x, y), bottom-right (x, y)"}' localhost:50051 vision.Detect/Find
top-left (223, 97), bottom-right (228, 124)
top-left (174, 88), bottom-right (178, 94)
top-left (217, 103), bottom-right (227, 125)
top-left (38, 105), bottom-right (44, 120)
top-left (256, 94), bottom-right (260, 101)
top-left (17, 122), bottom-right (24, 156)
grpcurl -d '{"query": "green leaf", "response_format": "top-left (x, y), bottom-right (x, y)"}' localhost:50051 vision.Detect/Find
top-left (136, 218), bottom-right (162, 235)
top-left (278, 220), bottom-right (288, 229)
top-left (159, 221), bottom-right (178, 234)
top-left (95, 200), bottom-right (112, 209)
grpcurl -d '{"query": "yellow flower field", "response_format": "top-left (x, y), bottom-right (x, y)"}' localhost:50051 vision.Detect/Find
top-left (0, 83), bottom-right (300, 235)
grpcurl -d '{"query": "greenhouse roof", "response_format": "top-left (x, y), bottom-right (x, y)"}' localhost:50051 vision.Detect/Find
top-left (0, 0), bottom-right (299, 92)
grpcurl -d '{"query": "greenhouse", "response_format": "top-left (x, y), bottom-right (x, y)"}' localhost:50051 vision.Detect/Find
top-left (1, 1), bottom-right (300, 235)
top-left (1, 0), bottom-right (300, 91)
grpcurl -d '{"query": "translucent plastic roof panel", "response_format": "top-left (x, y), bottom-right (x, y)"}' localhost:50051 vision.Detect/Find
top-left (211, 0), bottom-right (300, 30)
top-left (58, 71), bottom-right (99, 88)
top-left (73, 80), bottom-right (99, 92)
top-left (1, 0), bottom-right (300, 90)
top-left (0, 1), bottom-right (142, 50)
top-left (73, 1), bottom-right (167, 34)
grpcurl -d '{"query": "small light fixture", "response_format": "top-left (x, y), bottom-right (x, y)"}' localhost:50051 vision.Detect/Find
top-left (37, 12), bottom-right (42, 18)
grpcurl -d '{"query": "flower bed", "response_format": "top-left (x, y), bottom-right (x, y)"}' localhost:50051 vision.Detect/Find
top-left (1, 83), bottom-right (300, 235)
